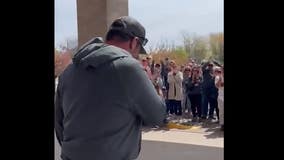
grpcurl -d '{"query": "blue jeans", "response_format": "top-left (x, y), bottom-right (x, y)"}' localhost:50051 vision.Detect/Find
top-left (202, 92), bottom-right (219, 119)
top-left (189, 94), bottom-right (202, 117)
top-left (201, 94), bottom-right (208, 118)
top-left (167, 100), bottom-right (182, 115)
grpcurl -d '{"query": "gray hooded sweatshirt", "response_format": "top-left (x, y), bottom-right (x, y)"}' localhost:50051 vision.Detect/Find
top-left (55, 37), bottom-right (166, 160)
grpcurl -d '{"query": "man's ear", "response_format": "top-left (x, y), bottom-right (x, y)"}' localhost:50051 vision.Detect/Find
top-left (129, 37), bottom-right (139, 50)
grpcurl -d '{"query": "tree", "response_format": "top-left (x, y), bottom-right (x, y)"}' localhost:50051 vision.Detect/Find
top-left (181, 31), bottom-right (192, 57)
top-left (181, 32), bottom-right (211, 62)
top-left (58, 37), bottom-right (78, 56)
top-left (190, 35), bottom-right (209, 62)
top-left (54, 49), bottom-right (62, 77)
top-left (54, 49), bottom-right (72, 77)
top-left (209, 33), bottom-right (224, 62)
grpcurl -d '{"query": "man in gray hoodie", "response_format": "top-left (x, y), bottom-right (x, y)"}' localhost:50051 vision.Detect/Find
top-left (55, 16), bottom-right (166, 160)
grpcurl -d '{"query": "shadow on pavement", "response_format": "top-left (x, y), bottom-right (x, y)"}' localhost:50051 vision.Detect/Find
top-left (201, 121), bottom-right (224, 139)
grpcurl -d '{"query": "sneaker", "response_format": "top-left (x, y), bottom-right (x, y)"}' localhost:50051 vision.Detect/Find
top-left (208, 116), bottom-right (216, 120)
top-left (178, 117), bottom-right (184, 123)
top-left (152, 125), bottom-right (160, 129)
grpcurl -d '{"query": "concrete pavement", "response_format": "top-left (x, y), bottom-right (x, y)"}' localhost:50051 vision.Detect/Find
top-left (55, 123), bottom-right (223, 160)
top-left (137, 140), bottom-right (223, 160)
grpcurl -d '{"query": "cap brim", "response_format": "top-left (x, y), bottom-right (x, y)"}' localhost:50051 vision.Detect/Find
top-left (139, 46), bottom-right (147, 54)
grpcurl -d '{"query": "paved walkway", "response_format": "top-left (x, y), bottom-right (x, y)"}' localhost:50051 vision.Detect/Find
top-left (55, 121), bottom-right (223, 160)
top-left (138, 140), bottom-right (223, 160)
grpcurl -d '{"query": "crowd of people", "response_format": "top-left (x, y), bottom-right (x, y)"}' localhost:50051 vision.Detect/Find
top-left (140, 56), bottom-right (224, 130)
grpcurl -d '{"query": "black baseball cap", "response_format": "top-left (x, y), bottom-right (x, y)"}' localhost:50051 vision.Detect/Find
top-left (108, 16), bottom-right (148, 54)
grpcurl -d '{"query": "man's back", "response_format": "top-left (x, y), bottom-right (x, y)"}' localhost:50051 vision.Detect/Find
top-left (55, 38), bottom-right (166, 160)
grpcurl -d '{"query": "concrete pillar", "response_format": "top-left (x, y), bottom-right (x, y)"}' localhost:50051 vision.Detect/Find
top-left (77, 0), bottom-right (128, 47)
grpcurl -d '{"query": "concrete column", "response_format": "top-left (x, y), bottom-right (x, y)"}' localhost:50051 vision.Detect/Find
top-left (106, 0), bottom-right (128, 29)
top-left (77, 0), bottom-right (128, 47)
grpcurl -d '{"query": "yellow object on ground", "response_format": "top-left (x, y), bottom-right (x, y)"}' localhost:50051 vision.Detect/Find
top-left (166, 122), bottom-right (201, 130)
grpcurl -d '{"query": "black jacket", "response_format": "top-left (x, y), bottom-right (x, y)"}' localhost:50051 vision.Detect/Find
top-left (186, 77), bottom-right (203, 95)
